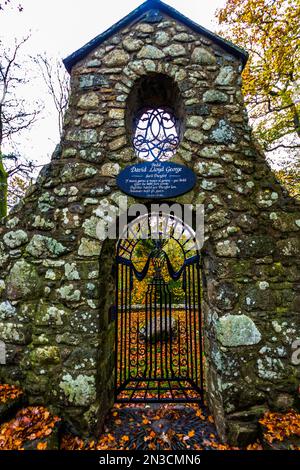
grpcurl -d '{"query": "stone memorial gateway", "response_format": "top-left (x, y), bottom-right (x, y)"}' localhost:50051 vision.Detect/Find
top-left (0, 0), bottom-right (299, 446)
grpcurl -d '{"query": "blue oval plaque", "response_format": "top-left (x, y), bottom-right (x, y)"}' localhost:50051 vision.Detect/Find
top-left (117, 161), bottom-right (196, 199)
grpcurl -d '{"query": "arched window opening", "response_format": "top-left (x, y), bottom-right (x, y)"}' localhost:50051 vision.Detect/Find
top-left (126, 73), bottom-right (185, 162)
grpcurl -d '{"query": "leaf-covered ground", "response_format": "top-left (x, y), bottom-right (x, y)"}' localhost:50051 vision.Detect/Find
top-left (0, 384), bottom-right (299, 451)
top-left (61, 403), bottom-right (236, 451)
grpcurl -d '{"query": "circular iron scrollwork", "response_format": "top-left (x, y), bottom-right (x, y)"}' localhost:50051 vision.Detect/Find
top-left (133, 108), bottom-right (180, 161)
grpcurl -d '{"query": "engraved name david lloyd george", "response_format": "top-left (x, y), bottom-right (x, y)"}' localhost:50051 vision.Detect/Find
top-left (130, 165), bottom-right (182, 174)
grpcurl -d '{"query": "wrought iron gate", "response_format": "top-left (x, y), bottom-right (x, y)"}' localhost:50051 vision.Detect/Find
top-left (115, 215), bottom-right (204, 403)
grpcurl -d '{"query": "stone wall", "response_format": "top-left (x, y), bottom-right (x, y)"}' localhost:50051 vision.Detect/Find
top-left (0, 10), bottom-right (299, 444)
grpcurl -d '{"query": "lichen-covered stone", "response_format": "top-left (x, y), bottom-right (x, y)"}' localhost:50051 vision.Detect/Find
top-left (184, 129), bottom-right (204, 144)
top-left (192, 47), bottom-right (216, 64)
top-left (57, 285), bottom-right (81, 302)
top-left (277, 237), bottom-right (300, 257)
top-left (61, 163), bottom-right (97, 182)
top-left (82, 216), bottom-right (99, 239)
top-left (103, 49), bottom-right (130, 66)
top-left (64, 263), bottom-right (80, 281)
top-left (243, 285), bottom-right (276, 311)
top-left (186, 116), bottom-right (204, 128)
top-left (0, 301), bottom-right (16, 320)
top-left (108, 135), bottom-right (127, 150)
top-left (108, 108), bottom-right (125, 120)
top-left (136, 23), bottom-right (154, 33)
top-left (210, 119), bottom-right (237, 143)
top-left (238, 235), bottom-right (274, 258)
top-left (3, 230), bottom-right (28, 249)
top-left (256, 190), bottom-right (278, 208)
top-left (202, 117), bottom-right (216, 130)
top-left (216, 315), bottom-right (262, 347)
top-left (6, 217), bottom-right (19, 229)
top-left (155, 31), bottom-right (170, 46)
top-left (137, 45), bottom-right (165, 59)
top-left (163, 44), bottom-right (186, 57)
top-left (122, 38), bottom-right (143, 52)
top-left (203, 90), bottom-right (228, 103)
top-left (174, 32), bottom-right (194, 42)
top-left (215, 66), bottom-right (235, 85)
top-left (100, 162), bottom-right (120, 177)
top-left (26, 235), bottom-right (67, 258)
top-left (79, 74), bottom-right (108, 89)
top-left (200, 179), bottom-right (216, 191)
top-left (28, 346), bottom-right (60, 366)
top-left (81, 113), bottom-right (104, 128)
top-left (257, 357), bottom-right (284, 380)
top-left (59, 373), bottom-right (96, 406)
top-left (79, 149), bottom-right (103, 163)
top-left (6, 259), bottom-right (42, 300)
top-left (0, 322), bottom-right (30, 345)
top-left (66, 129), bottom-right (98, 143)
top-left (195, 161), bottom-right (224, 176)
top-left (78, 238), bottom-right (102, 257)
top-left (32, 215), bottom-right (54, 230)
top-left (200, 147), bottom-right (222, 160)
top-left (216, 240), bottom-right (240, 257)
top-left (34, 303), bottom-right (71, 326)
top-left (77, 92), bottom-right (99, 109)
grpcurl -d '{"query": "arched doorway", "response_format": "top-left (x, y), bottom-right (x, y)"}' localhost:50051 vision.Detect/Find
top-left (115, 212), bottom-right (204, 403)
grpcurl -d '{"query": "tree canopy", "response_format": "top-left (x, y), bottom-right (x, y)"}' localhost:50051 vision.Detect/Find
top-left (217, 0), bottom-right (300, 155)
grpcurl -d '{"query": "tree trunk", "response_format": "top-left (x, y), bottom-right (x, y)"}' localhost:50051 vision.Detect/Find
top-left (292, 104), bottom-right (300, 139)
top-left (0, 105), bottom-right (8, 218)
top-left (0, 154), bottom-right (8, 219)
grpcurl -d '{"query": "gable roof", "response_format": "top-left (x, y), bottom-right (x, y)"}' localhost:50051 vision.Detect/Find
top-left (63, 0), bottom-right (248, 73)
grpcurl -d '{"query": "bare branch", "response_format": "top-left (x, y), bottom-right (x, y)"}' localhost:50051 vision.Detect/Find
top-left (34, 54), bottom-right (70, 136)
top-left (0, 1), bottom-right (23, 12)
top-left (0, 34), bottom-right (42, 149)
top-left (265, 143), bottom-right (300, 152)
top-left (0, 34), bottom-right (42, 216)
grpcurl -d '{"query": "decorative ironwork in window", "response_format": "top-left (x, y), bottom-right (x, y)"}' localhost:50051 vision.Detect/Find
top-left (133, 107), bottom-right (180, 161)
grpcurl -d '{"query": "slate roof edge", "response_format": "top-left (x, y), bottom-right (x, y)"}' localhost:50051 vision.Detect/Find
top-left (63, 0), bottom-right (248, 73)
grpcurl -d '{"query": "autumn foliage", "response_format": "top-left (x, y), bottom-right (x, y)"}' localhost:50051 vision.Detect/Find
top-left (0, 406), bottom-right (60, 450)
top-left (0, 383), bottom-right (23, 404)
top-left (61, 404), bottom-right (235, 451)
top-left (0, 384), bottom-right (300, 450)
top-left (260, 410), bottom-right (300, 446)
top-left (217, 0), bottom-right (300, 155)
top-left (130, 238), bottom-right (186, 305)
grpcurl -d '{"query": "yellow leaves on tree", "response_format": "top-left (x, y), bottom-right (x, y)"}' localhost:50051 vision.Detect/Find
top-left (130, 238), bottom-right (186, 305)
top-left (217, 0), bottom-right (300, 156)
top-left (275, 168), bottom-right (300, 200)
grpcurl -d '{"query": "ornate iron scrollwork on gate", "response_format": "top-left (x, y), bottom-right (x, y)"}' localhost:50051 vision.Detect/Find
top-left (115, 214), bottom-right (204, 403)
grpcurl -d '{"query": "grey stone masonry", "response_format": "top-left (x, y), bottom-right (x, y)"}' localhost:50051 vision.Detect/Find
top-left (0, 6), bottom-right (299, 445)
